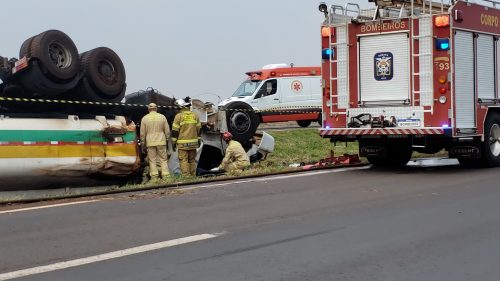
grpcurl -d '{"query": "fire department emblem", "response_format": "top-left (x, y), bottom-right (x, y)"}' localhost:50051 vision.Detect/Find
top-left (291, 80), bottom-right (303, 93)
top-left (374, 52), bottom-right (393, 81)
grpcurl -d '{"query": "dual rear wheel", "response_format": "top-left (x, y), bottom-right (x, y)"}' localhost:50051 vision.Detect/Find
top-left (363, 140), bottom-right (412, 167)
top-left (458, 113), bottom-right (500, 168)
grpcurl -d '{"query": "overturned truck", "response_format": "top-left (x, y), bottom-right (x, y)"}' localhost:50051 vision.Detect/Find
top-left (0, 30), bottom-right (274, 190)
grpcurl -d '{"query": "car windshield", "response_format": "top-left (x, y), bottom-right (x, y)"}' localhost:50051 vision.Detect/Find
top-left (231, 80), bottom-right (262, 97)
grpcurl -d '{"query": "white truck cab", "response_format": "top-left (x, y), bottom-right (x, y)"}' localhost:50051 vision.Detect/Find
top-left (219, 64), bottom-right (322, 135)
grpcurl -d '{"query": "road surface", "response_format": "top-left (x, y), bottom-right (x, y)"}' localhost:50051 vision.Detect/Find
top-left (1, 161), bottom-right (499, 280)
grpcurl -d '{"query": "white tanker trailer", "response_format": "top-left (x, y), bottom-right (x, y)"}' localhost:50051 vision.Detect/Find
top-left (0, 30), bottom-right (274, 190)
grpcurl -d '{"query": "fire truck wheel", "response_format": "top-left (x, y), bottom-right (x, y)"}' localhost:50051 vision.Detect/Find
top-left (366, 141), bottom-right (412, 167)
top-left (482, 113), bottom-right (500, 167)
top-left (457, 158), bottom-right (482, 168)
top-left (366, 156), bottom-right (392, 166)
top-left (30, 30), bottom-right (80, 82)
top-left (225, 101), bottom-right (259, 144)
top-left (297, 120), bottom-right (312, 127)
top-left (80, 47), bottom-right (126, 99)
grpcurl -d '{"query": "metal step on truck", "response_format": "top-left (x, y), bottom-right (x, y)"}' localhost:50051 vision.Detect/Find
top-left (318, 0), bottom-right (500, 167)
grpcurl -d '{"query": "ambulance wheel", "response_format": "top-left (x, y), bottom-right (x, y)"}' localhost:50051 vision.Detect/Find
top-left (29, 30), bottom-right (80, 82)
top-left (297, 120), bottom-right (312, 127)
top-left (481, 113), bottom-right (500, 167)
top-left (225, 101), bottom-right (259, 144)
top-left (317, 114), bottom-right (322, 126)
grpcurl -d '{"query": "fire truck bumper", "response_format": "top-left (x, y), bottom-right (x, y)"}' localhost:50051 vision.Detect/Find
top-left (320, 127), bottom-right (449, 137)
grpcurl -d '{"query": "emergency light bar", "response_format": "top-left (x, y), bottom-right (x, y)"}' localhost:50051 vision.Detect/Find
top-left (435, 38), bottom-right (450, 50)
top-left (322, 48), bottom-right (333, 60)
top-left (321, 27), bottom-right (333, 37)
top-left (435, 15), bottom-right (450, 27)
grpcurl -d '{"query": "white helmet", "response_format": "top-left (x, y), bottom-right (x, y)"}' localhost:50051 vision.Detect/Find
top-left (175, 97), bottom-right (191, 108)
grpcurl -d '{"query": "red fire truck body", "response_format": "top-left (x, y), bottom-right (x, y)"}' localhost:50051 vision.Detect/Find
top-left (319, 0), bottom-right (500, 167)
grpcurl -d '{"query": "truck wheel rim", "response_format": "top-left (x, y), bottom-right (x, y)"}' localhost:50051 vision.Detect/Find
top-left (489, 124), bottom-right (500, 157)
top-left (98, 59), bottom-right (116, 85)
top-left (48, 41), bottom-right (72, 69)
top-left (230, 112), bottom-right (250, 133)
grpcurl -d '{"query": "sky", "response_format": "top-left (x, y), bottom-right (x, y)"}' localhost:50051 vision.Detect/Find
top-left (0, 0), bottom-right (348, 104)
top-left (2, 0), bottom-right (477, 105)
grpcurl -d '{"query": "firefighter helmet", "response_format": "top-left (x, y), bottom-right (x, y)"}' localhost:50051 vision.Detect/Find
top-left (222, 131), bottom-right (233, 142)
top-left (175, 97), bottom-right (192, 108)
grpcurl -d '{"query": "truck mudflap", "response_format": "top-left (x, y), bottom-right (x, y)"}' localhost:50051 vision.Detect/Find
top-left (320, 127), bottom-right (446, 136)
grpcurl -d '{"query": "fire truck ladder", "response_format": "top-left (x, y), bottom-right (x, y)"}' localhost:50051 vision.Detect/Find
top-left (409, 0), bottom-right (437, 114)
top-left (325, 4), bottom-right (359, 117)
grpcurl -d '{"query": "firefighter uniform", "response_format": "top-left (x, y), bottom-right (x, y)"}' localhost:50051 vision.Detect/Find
top-left (219, 140), bottom-right (250, 174)
top-left (140, 106), bottom-right (171, 180)
top-left (171, 108), bottom-right (201, 176)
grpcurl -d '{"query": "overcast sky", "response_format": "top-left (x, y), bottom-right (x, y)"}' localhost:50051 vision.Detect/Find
top-left (1, 0), bottom-right (477, 104)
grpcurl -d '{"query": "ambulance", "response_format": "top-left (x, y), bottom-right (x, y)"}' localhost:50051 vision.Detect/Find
top-left (219, 64), bottom-right (322, 142)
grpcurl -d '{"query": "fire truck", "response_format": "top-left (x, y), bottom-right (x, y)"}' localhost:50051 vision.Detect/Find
top-left (318, 0), bottom-right (500, 167)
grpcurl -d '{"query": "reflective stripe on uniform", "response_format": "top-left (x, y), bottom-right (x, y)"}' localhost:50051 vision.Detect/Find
top-left (177, 139), bottom-right (199, 144)
top-left (180, 120), bottom-right (199, 126)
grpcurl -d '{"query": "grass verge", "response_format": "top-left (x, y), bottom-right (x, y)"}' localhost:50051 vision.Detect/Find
top-left (142, 128), bottom-right (360, 185)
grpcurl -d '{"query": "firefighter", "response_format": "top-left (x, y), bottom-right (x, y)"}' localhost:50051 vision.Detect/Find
top-left (212, 131), bottom-right (250, 174)
top-left (140, 103), bottom-right (171, 182)
top-left (171, 97), bottom-right (201, 176)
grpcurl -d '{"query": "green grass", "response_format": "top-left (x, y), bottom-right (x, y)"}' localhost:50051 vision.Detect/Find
top-left (249, 129), bottom-right (359, 174)
top-left (129, 129), bottom-right (360, 187)
top-left (131, 130), bottom-right (451, 187)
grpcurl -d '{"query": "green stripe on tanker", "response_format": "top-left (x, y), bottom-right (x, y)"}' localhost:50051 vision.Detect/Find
top-left (0, 130), bottom-right (136, 143)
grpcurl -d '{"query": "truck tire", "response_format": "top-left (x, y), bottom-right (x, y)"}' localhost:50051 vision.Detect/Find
top-left (16, 60), bottom-right (81, 98)
top-left (457, 158), bottom-right (482, 168)
top-left (74, 77), bottom-right (125, 103)
top-left (79, 47), bottom-right (126, 100)
top-left (297, 120), bottom-right (312, 127)
top-left (481, 113), bottom-right (500, 167)
top-left (317, 114), bottom-right (322, 126)
top-left (225, 101), bottom-right (259, 144)
top-left (19, 36), bottom-right (36, 58)
top-left (29, 30), bottom-right (80, 82)
top-left (365, 140), bottom-right (412, 167)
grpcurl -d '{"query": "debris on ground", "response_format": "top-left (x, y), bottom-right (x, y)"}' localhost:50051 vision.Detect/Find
top-left (289, 150), bottom-right (361, 170)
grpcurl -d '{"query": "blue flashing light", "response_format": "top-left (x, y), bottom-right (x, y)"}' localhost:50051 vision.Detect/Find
top-left (442, 124), bottom-right (449, 128)
top-left (435, 38), bottom-right (450, 51)
top-left (325, 126), bottom-right (331, 129)
top-left (322, 48), bottom-right (334, 60)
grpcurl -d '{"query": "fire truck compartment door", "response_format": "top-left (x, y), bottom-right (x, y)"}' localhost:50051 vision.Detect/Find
top-left (359, 33), bottom-right (409, 103)
top-left (477, 34), bottom-right (495, 101)
top-left (454, 30), bottom-right (476, 129)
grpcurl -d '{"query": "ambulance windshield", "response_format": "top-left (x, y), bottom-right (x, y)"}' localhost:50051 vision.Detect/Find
top-left (232, 80), bottom-right (262, 97)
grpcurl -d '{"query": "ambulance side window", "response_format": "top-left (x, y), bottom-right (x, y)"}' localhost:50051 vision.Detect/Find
top-left (255, 79), bottom-right (277, 99)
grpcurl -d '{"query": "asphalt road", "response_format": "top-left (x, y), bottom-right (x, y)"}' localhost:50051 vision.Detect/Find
top-left (1, 162), bottom-right (500, 280)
